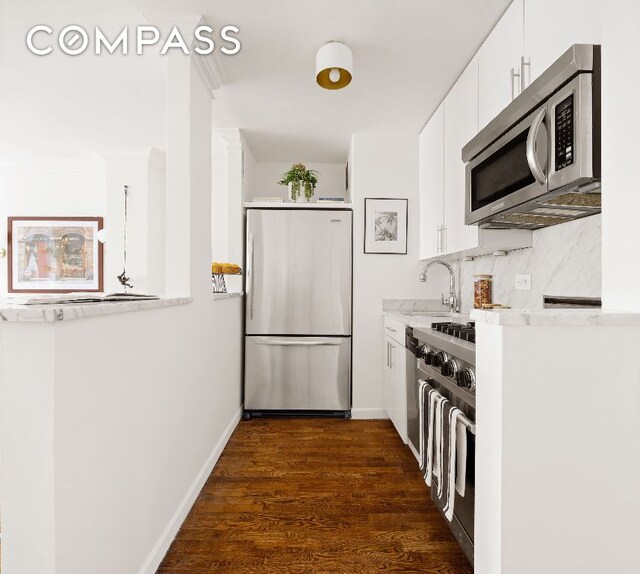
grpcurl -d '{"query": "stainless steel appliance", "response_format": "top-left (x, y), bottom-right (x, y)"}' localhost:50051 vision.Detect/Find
top-left (463, 44), bottom-right (601, 229)
top-left (244, 208), bottom-right (352, 417)
top-left (413, 322), bottom-right (476, 565)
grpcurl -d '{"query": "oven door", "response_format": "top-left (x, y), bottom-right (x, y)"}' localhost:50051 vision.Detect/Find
top-left (418, 364), bottom-right (475, 565)
top-left (465, 105), bottom-right (549, 225)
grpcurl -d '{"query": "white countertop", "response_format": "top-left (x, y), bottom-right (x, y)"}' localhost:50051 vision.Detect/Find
top-left (471, 308), bottom-right (640, 327)
top-left (381, 299), bottom-right (470, 328)
top-left (0, 297), bottom-right (192, 323)
top-left (212, 292), bottom-right (244, 300)
top-left (383, 310), bottom-right (470, 328)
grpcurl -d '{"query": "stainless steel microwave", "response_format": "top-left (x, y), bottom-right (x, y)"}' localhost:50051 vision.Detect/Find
top-left (462, 44), bottom-right (601, 229)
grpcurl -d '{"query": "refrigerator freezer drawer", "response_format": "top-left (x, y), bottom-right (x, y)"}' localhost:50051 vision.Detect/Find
top-left (244, 336), bottom-right (351, 411)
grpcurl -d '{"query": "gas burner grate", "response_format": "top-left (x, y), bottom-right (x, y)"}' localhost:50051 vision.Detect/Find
top-left (431, 321), bottom-right (476, 343)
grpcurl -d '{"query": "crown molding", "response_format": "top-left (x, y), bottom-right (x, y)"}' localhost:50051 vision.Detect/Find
top-left (217, 128), bottom-right (243, 150)
top-left (142, 13), bottom-right (227, 99)
top-left (192, 50), bottom-right (227, 98)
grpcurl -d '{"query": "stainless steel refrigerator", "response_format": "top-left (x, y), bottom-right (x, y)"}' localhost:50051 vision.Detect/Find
top-left (244, 207), bottom-right (352, 416)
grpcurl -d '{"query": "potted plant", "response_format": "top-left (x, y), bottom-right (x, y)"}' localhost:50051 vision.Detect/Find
top-left (278, 163), bottom-right (319, 202)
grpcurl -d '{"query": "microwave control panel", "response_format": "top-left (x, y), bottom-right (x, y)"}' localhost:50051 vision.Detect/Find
top-left (555, 94), bottom-right (574, 171)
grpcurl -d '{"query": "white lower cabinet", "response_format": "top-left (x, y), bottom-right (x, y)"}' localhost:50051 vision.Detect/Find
top-left (383, 332), bottom-right (407, 443)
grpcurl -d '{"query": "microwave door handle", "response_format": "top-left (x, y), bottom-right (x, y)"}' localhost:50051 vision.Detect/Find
top-left (526, 108), bottom-right (547, 184)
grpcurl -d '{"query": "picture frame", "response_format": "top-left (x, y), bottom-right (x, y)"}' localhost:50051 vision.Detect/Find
top-left (7, 216), bottom-right (104, 293)
top-left (363, 198), bottom-right (408, 254)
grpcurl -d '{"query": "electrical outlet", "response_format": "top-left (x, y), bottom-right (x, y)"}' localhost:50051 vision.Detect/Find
top-left (515, 274), bottom-right (531, 290)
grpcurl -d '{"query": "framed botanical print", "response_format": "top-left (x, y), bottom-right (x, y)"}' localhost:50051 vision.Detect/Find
top-left (8, 217), bottom-right (104, 293)
top-left (364, 198), bottom-right (408, 254)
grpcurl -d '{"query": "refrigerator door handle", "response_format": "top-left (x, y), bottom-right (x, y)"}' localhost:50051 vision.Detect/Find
top-left (253, 337), bottom-right (343, 347)
top-left (247, 232), bottom-right (255, 320)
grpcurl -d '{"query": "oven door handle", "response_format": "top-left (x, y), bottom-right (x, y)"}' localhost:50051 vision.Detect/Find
top-left (526, 108), bottom-right (547, 185)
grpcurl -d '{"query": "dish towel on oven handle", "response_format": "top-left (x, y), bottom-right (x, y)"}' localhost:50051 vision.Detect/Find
top-left (418, 381), bottom-right (438, 473)
top-left (455, 414), bottom-right (467, 497)
top-left (418, 380), bottom-right (430, 473)
top-left (443, 404), bottom-right (466, 521)
top-left (424, 388), bottom-right (445, 488)
top-left (434, 393), bottom-right (448, 497)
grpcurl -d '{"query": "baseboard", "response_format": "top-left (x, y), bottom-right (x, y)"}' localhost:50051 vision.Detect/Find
top-left (138, 407), bottom-right (242, 574)
top-left (351, 408), bottom-right (389, 420)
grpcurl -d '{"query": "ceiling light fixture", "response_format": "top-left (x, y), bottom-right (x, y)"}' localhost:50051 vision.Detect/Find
top-left (316, 41), bottom-right (352, 90)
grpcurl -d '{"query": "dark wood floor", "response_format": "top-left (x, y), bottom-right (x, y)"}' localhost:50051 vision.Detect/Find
top-left (157, 418), bottom-right (473, 574)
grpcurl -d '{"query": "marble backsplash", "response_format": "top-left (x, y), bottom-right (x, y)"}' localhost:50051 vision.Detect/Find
top-left (458, 214), bottom-right (601, 313)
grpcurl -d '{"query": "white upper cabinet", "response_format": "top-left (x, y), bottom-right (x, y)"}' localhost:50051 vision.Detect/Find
top-left (478, 0), bottom-right (524, 129)
top-left (418, 54), bottom-right (530, 260)
top-left (419, 102), bottom-right (444, 260)
top-left (523, 0), bottom-right (602, 85)
top-left (444, 55), bottom-right (480, 255)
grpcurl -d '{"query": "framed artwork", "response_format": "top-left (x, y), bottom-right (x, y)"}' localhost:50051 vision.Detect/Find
top-left (364, 198), bottom-right (408, 254)
top-left (7, 217), bottom-right (104, 293)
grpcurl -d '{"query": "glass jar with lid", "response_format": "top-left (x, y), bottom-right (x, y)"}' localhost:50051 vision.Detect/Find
top-left (474, 274), bottom-right (492, 309)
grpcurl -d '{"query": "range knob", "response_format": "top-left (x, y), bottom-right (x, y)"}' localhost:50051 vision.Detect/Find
top-left (417, 344), bottom-right (429, 359)
top-left (431, 351), bottom-right (449, 368)
top-left (441, 359), bottom-right (459, 378)
top-left (457, 368), bottom-right (476, 392)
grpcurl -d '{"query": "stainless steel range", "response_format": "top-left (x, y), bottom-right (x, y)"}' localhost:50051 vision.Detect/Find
top-left (410, 321), bottom-right (476, 566)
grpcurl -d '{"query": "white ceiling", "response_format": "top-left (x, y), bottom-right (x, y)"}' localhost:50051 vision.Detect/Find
top-left (0, 0), bottom-right (167, 158)
top-left (191, 0), bottom-right (513, 162)
top-left (0, 0), bottom-right (511, 163)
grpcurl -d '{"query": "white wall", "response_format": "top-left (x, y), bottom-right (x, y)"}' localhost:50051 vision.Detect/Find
top-left (350, 133), bottom-right (448, 418)
top-left (242, 137), bottom-right (257, 203)
top-left (211, 131), bottom-right (230, 262)
top-left (246, 162), bottom-right (348, 201)
top-left (0, 160), bottom-right (106, 296)
top-left (0, 301), bottom-right (243, 574)
top-left (0, 29), bottom-right (246, 574)
top-left (601, 0), bottom-right (640, 311)
top-left (0, 0), bottom-right (166, 158)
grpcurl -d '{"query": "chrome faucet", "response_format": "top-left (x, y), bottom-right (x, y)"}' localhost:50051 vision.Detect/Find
top-left (419, 260), bottom-right (459, 313)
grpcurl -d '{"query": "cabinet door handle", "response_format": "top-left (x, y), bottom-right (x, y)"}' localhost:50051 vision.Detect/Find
top-left (389, 343), bottom-right (394, 369)
top-left (385, 326), bottom-right (397, 333)
top-left (510, 67), bottom-right (521, 100)
top-left (386, 341), bottom-right (389, 367)
top-left (520, 56), bottom-right (530, 92)
top-left (436, 225), bottom-right (442, 253)
top-left (441, 226), bottom-right (447, 252)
